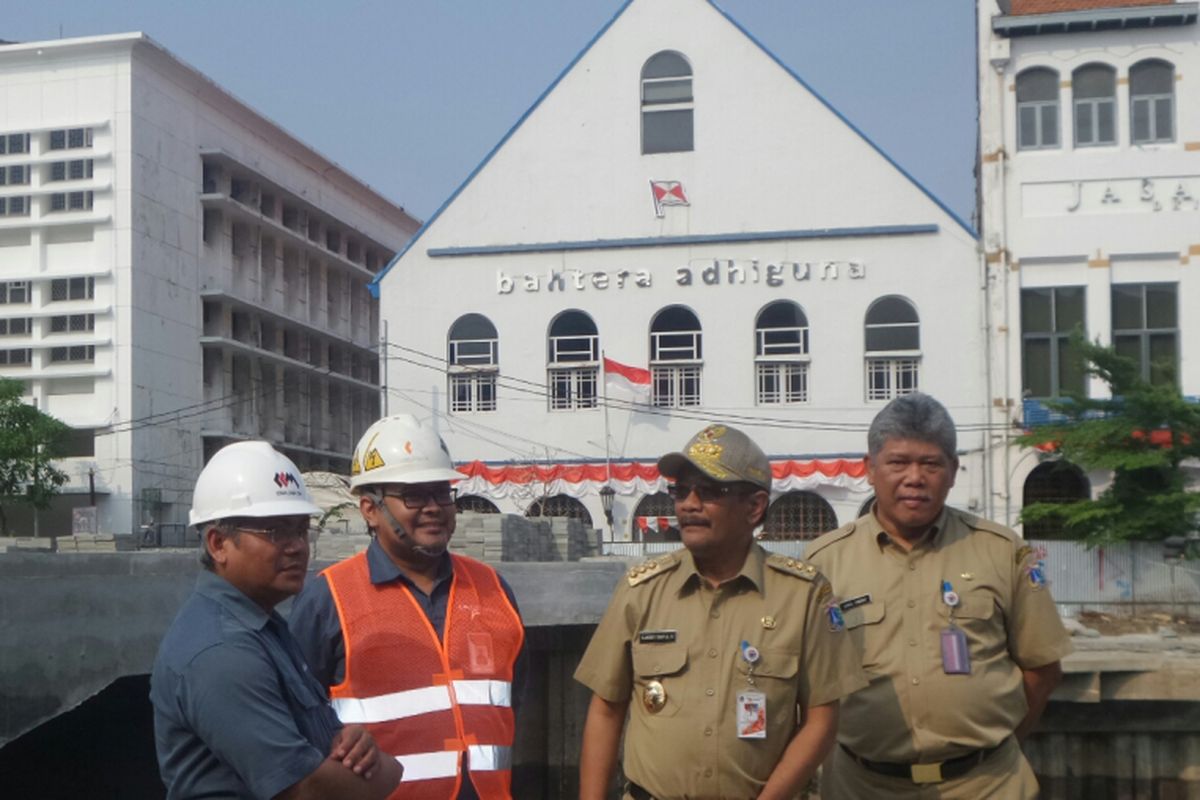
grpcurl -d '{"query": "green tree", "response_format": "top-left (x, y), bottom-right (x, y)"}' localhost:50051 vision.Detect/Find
top-left (1017, 335), bottom-right (1200, 546)
top-left (0, 378), bottom-right (70, 535)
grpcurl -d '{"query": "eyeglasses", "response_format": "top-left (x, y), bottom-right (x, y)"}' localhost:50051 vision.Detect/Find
top-left (383, 486), bottom-right (457, 509)
top-left (668, 482), bottom-right (738, 502)
top-left (235, 523), bottom-right (314, 545)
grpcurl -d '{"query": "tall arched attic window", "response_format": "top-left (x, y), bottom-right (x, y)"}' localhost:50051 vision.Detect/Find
top-left (641, 51), bottom-right (693, 154)
top-left (1130, 59), bottom-right (1174, 144)
top-left (1015, 67), bottom-right (1059, 150)
top-left (864, 296), bottom-right (920, 402)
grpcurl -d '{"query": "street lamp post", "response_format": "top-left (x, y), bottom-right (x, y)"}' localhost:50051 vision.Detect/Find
top-left (599, 484), bottom-right (616, 536)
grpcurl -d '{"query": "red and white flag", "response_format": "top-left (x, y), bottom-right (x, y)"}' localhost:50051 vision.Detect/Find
top-left (604, 356), bottom-right (651, 400)
top-left (650, 180), bottom-right (688, 217)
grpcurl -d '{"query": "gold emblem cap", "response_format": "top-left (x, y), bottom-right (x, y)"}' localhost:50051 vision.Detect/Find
top-left (657, 424), bottom-right (772, 490)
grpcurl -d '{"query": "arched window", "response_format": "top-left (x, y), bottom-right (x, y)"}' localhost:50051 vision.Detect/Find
top-left (650, 306), bottom-right (701, 407)
top-left (1016, 68), bottom-right (1060, 150)
top-left (641, 51), bottom-right (694, 154)
top-left (448, 313), bottom-right (498, 413)
top-left (1022, 461), bottom-right (1090, 539)
top-left (632, 492), bottom-right (680, 543)
top-left (547, 310), bottom-right (598, 411)
top-left (1130, 59), bottom-right (1174, 144)
top-left (456, 495), bottom-right (500, 514)
top-left (525, 494), bottom-right (594, 528)
top-left (762, 491), bottom-right (838, 540)
top-left (755, 301), bottom-right (810, 404)
top-left (1073, 63), bottom-right (1116, 147)
top-left (864, 296), bottom-right (920, 401)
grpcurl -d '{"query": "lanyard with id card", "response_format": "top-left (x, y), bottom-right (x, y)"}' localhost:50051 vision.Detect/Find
top-left (736, 640), bottom-right (767, 738)
top-left (940, 580), bottom-right (970, 674)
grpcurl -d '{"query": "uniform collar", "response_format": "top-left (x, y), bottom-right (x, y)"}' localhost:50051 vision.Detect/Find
top-left (675, 541), bottom-right (765, 594)
top-left (867, 506), bottom-right (951, 551)
top-left (365, 536), bottom-right (454, 588)
top-left (195, 569), bottom-right (275, 631)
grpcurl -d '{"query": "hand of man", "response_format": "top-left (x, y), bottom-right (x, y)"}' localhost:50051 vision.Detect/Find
top-left (330, 724), bottom-right (396, 781)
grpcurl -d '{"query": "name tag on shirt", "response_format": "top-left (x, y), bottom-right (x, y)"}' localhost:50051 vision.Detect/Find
top-left (638, 630), bottom-right (677, 644)
top-left (840, 594), bottom-right (872, 612)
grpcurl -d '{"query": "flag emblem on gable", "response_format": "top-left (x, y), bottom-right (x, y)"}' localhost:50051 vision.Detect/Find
top-left (650, 180), bottom-right (688, 218)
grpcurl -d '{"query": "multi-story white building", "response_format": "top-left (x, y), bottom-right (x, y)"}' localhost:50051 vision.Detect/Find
top-left (0, 33), bottom-right (419, 536)
top-left (374, 0), bottom-right (987, 540)
top-left (978, 0), bottom-right (1199, 533)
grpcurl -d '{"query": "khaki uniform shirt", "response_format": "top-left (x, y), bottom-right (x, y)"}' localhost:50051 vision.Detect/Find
top-left (805, 507), bottom-right (1073, 764)
top-left (575, 543), bottom-right (866, 800)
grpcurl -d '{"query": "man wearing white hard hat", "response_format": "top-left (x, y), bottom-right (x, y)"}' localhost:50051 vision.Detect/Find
top-left (291, 414), bottom-right (527, 800)
top-left (151, 441), bottom-right (400, 800)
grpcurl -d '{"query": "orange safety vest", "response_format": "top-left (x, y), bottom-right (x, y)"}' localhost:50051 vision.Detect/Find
top-left (323, 552), bottom-right (524, 800)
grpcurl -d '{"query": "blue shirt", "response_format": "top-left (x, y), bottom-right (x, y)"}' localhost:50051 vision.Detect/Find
top-left (150, 570), bottom-right (342, 800)
top-left (289, 541), bottom-right (527, 800)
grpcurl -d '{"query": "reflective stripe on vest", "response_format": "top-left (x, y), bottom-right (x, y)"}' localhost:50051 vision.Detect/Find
top-left (332, 679), bottom-right (512, 724)
top-left (397, 745), bottom-right (512, 782)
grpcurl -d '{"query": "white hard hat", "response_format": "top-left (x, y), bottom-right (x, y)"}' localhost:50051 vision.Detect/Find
top-left (349, 414), bottom-right (466, 492)
top-left (190, 441), bottom-right (322, 527)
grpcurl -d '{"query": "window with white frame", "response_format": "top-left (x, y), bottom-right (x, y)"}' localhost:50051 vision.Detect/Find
top-left (0, 197), bottom-right (30, 217)
top-left (0, 281), bottom-right (30, 305)
top-left (1112, 283), bottom-right (1178, 386)
top-left (0, 318), bottom-right (30, 336)
top-left (641, 51), bottom-right (693, 155)
top-left (1130, 59), bottom-right (1174, 144)
top-left (1016, 67), bottom-right (1060, 150)
top-left (448, 313), bottom-right (498, 413)
top-left (50, 277), bottom-right (95, 302)
top-left (49, 191), bottom-right (93, 213)
top-left (0, 165), bottom-right (29, 186)
top-left (650, 306), bottom-right (702, 408)
top-left (0, 133), bottom-right (30, 154)
top-left (1021, 286), bottom-right (1086, 398)
top-left (864, 296), bottom-right (920, 402)
top-left (1073, 63), bottom-right (1116, 147)
top-left (48, 128), bottom-right (93, 151)
top-left (49, 159), bottom-right (94, 182)
top-left (755, 300), bottom-right (810, 404)
top-left (49, 313), bottom-right (95, 334)
top-left (0, 348), bottom-right (31, 366)
top-left (50, 345), bottom-right (95, 364)
top-left (547, 310), bottom-right (599, 411)
top-left (762, 491), bottom-right (838, 540)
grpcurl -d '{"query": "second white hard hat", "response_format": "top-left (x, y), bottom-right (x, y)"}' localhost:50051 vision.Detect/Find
top-left (349, 414), bottom-right (466, 492)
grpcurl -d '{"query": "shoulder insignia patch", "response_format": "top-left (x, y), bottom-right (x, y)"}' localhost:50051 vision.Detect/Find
top-left (803, 521), bottom-right (857, 559)
top-left (961, 511), bottom-right (1019, 542)
top-left (627, 553), bottom-right (682, 587)
top-left (766, 553), bottom-right (819, 581)
top-left (1015, 544), bottom-right (1033, 565)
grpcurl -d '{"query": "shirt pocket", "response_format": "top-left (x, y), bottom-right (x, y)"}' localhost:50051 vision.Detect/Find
top-left (843, 601), bottom-right (887, 671)
top-left (735, 649), bottom-right (801, 713)
top-left (631, 642), bottom-right (689, 718)
top-left (937, 590), bottom-right (999, 649)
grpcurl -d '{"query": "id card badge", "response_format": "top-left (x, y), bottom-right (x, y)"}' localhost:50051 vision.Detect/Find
top-left (736, 691), bottom-right (767, 739)
top-left (940, 626), bottom-right (971, 674)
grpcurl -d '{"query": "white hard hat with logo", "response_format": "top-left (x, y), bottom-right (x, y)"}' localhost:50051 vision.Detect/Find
top-left (349, 414), bottom-right (466, 493)
top-left (190, 441), bottom-right (322, 527)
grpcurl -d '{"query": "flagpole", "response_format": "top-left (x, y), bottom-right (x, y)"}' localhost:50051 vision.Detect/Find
top-left (601, 350), bottom-right (612, 486)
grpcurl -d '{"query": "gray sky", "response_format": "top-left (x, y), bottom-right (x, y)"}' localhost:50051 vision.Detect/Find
top-left (9, 1), bottom-right (978, 225)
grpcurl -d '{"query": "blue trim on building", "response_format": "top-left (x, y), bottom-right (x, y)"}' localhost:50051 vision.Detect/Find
top-left (369, 0), bottom-right (976, 298)
top-left (427, 224), bottom-right (938, 258)
top-left (368, 0), bottom-right (636, 298)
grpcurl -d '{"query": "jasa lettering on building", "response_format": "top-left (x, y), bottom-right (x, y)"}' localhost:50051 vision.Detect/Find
top-left (496, 259), bottom-right (866, 294)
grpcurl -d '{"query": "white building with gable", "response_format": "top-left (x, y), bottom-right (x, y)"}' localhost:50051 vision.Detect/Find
top-left (0, 33), bottom-right (419, 537)
top-left (978, 0), bottom-right (1199, 534)
top-left (374, 0), bottom-right (987, 540)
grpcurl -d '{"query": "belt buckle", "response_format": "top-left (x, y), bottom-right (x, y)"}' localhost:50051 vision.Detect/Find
top-left (911, 762), bottom-right (944, 784)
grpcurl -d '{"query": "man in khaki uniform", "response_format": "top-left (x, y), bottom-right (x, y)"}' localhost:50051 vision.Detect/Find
top-left (807, 393), bottom-right (1072, 799)
top-left (576, 424), bottom-right (866, 800)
